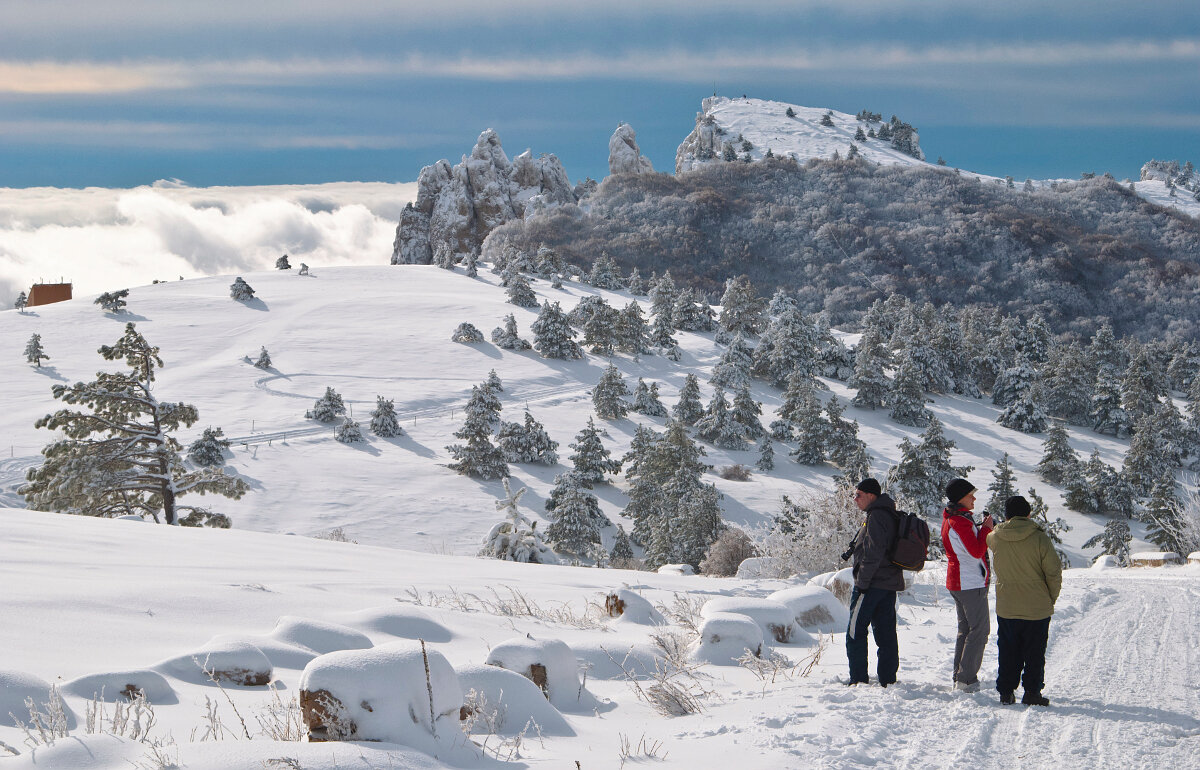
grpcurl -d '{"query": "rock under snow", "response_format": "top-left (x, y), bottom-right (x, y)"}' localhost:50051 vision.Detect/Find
top-left (456, 662), bottom-right (574, 737)
top-left (572, 641), bottom-right (662, 681)
top-left (809, 567), bottom-right (856, 605)
top-left (1091, 555), bottom-right (1120, 570)
top-left (768, 585), bottom-right (850, 634)
top-left (343, 605), bottom-right (454, 643)
top-left (735, 556), bottom-right (786, 579)
top-left (604, 587), bottom-right (666, 625)
top-left (656, 563), bottom-right (696, 576)
top-left (608, 123), bottom-right (654, 176)
top-left (298, 640), bottom-right (466, 754)
top-left (691, 612), bottom-right (764, 665)
top-left (485, 636), bottom-right (581, 710)
top-left (154, 638), bottom-right (273, 686)
top-left (61, 669), bottom-right (177, 704)
top-left (269, 616), bottom-right (374, 655)
top-left (701, 596), bottom-right (809, 645)
top-left (0, 670), bottom-right (77, 730)
top-left (392, 129), bottom-right (575, 266)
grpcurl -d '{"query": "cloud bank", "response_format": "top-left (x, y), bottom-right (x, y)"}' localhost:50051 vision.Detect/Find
top-left (0, 181), bottom-right (416, 306)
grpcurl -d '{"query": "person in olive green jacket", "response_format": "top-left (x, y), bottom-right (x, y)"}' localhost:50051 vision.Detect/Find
top-left (987, 495), bottom-right (1062, 707)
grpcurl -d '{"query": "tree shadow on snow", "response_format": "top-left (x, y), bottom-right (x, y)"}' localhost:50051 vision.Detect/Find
top-left (234, 297), bottom-right (269, 312)
top-left (33, 365), bottom-right (68, 382)
top-left (388, 433), bottom-right (437, 459)
top-left (1052, 698), bottom-right (1200, 731)
top-left (342, 439), bottom-right (381, 457)
top-left (104, 311), bottom-right (150, 322)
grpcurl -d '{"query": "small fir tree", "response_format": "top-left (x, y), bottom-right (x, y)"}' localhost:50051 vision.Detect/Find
top-left (485, 369), bottom-right (503, 393)
top-left (1083, 519), bottom-right (1132, 566)
top-left (710, 333), bottom-right (754, 390)
top-left (610, 523), bottom-right (637, 568)
top-left (1037, 422), bottom-right (1079, 485)
top-left (531, 301), bottom-right (583, 359)
top-left (582, 301), bottom-right (621, 355)
top-left (626, 267), bottom-right (647, 297)
top-left (497, 411), bottom-right (558, 464)
top-left (95, 289), bottom-right (130, 313)
top-left (491, 314), bottom-right (532, 350)
top-left (756, 434), bottom-right (775, 471)
top-left (479, 478), bottom-right (558, 564)
top-left (671, 374), bottom-right (704, 425)
top-left (309, 387), bottom-right (346, 422)
top-left (275, 254), bottom-right (291, 270)
top-left (1091, 370), bottom-right (1131, 437)
top-left (545, 481), bottom-right (603, 555)
top-left (631, 379), bottom-right (668, 417)
top-left (450, 322), bottom-right (485, 343)
top-left (695, 387), bottom-right (748, 450)
top-left (298, 263), bottom-right (310, 275)
top-left (369, 396), bottom-right (402, 437)
top-left (888, 358), bottom-right (931, 426)
top-left (616, 302), bottom-right (652, 355)
top-left (335, 418), bottom-right (364, 443)
top-left (569, 417), bottom-right (621, 486)
top-left (592, 363), bottom-right (631, 419)
top-left (506, 272), bottom-right (539, 308)
top-left (984, 453), bottom-right (1019, 519)
top-left (187, 427), bottom-right (230, 467)
top-left (15, 291), bottom-right (28, 312)
top-left (24, 333), bottom-right (49, 367)
top-left (1142, 476), bottom-right (1187, 555)
top-left (731, 383), bottom-right (764, 439)
top-left (253, 346), bottom-right (272, 369)
top-left (230, 277), bottom-right (255, 301)
top-left (445, 385), bottom-right (508, 479)
top-left (789, 387), bottom-right (828, 465)
top-left (1027, 487), bottom-right (1071, 568)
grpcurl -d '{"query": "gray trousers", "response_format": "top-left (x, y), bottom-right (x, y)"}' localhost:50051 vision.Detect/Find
top-left (950, 587), bottom-right (990, 685)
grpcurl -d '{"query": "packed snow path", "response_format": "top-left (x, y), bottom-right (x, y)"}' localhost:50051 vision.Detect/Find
top-left (749, 571), bottom-right (1199, 769)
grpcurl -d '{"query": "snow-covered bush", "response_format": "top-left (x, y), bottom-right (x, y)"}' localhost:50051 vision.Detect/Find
top-left (480, 478), bottom-right (558, 564)
top-left (754, 491), bottom-right (859, 577)
top-left (309, 386), bottom-right (346, 422)
top-left (154, 638), bottom-right (273, 686)
top-left (95, 289), bottom-right (129, 313)
top-left (698, 527), bottom-right (757, 575)
top-left (187, 426), bottom-right (230, 467)
top-left (450, 322), bottom-right (484, 343)
top-left (230, 277), bottom-right (255, 301)
top-left (369, 396), bottom-right (402, 437)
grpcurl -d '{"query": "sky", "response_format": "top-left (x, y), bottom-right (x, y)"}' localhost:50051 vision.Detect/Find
top-left (2, 0), bottom-right (1198, 189)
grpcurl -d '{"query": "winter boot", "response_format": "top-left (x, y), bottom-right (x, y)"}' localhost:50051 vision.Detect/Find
top-left (999, 691), bottom-right (1016, 705)
top-left (1021, 692), bottom-right (1050, 706)
top-left (955, 680), bottom-right (980, 693)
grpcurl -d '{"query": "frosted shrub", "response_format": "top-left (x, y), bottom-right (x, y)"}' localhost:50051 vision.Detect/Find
top-left (755, 490), bottom-right (860, 577)
top-left (451, 322), bottom-right (485, 343)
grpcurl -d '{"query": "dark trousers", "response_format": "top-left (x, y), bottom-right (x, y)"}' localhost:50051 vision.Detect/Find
top-left (996, 616), bottom-right (1051, 696)
top-left (846, 587), bottom-right (898, 685)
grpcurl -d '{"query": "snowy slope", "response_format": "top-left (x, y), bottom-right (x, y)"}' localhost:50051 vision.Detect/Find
top-left (0, 264), bottom-right (1142, 561)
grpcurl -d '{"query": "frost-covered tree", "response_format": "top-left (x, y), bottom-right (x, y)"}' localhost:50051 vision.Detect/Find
top-left (998, 389), bottom-right (1050, 434)
top-left (1037, 422), bottom-right (1079, 485)
top-left (648, 271), bottom-right (677, 327)
top-left (1087, 322), bottom-right (1124, 380)
top-left (825, 396), bottom-right (870, 483)
top-left (1091, 370), bottom-right (1131, 437)
top-left (1041, 345), bottom-right (1092, 425)
top-left (484, 369), bottom-right (503, 394)
top-left (480, 478), bottom-right (558, 564)
top-left (582, 301), bottom-right (621, 355)
top-left (717, 275), bottom-right (765, 338)
top-left (889, 358), bottom-right (931, 426)
top-left (546, 478), bottom-right (603, 555)
top-left (230, 277), bottom-right (255, 301)
top-left (275, 254), bottom-right (291, 270)
top-left (15, 291), bottom-right (28, 313)
top-left (616, 302), bottom-right (651, 355)
top-left (671, 288), bottom-right (714, 331)
top-left (753, 306), bottom-right (818, 388)
top-left (369, 396), bottom-right (402, 437)
top-left (531, 301), bottom-right (583, 359)
top-left (609, 523), bottom-right (637, 568)
top-left (850, 328), bottom-right (890, 410)
top-left (463, 252), bottom-right (479, 277)
top-left (335, 418), bottom-right (364, 443)
top-left (592, 363), bottom-right (630, 419)
top-left (95, 289), bottom-right (130, 313)
top-left (710, 333), bottom-right (754, 390)
top-left (671, 373), bottom-right (704, 425)
top-left (22, 323), bottom-right (246, 525)
top-left (187, 426), bottom-right (230, 467)
top-left (1120, 350), bottom-right (1163, 427)
top-left (446, 385), bottom-right (508, 479)
top-left (649, 309), bottom-right (679, 353)
top-left (24, 333), bottom-right (49, 367)
top-left (984, 453), bottom-right (1019, 519)
top-left (491, 314), bottom-right (532, 350)
top-left (298, 263), bottom-right (310, 275)
top-left (587, 253), bottom-right (624, 290)
top-left (569, 417), bottom-right (621, 486)
top-left (631, 378), bottom-right (668, 417)
top-left (1121, 416), bottom-right (1174, 496)
top-left (623, 420), bottom-right (709, 548)
top-left (497, 411), bottom-right (558, 464)
top-left (451, 322), bottom-right (485, 343)
top-left (309, 387), bottom-right (347, 422)
top-left (1083, 519), bottom-right (1132, 566)
top-left (886, 416), bottom-right (972, 521)
top-left (695, 387), bottom-right (748, 450)
top-left (992, 356), bottom-right (1038, 408)
top-left (626, 267), bottom-right (647, 297)
top-left (788, 386), bottom-right (828, 465)
top-left (506, 272), bottom-right (539, 308)
top-left (731, 383), bottom-right (764, 439)
top-left (1142, 476), bottom-right (1187, 555)
top-left (253, 346), bottom-right (272, 369)
top-left (1027, 487), bottom-right (1071, 568)
top-left (756, 434), bottom-right (775, 471)
top-left (667, 479), bottom-right (726, 570)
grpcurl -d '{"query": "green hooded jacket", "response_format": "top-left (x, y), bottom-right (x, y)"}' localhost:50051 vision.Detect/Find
top-left (987, 517), bottom-right (1062, 621)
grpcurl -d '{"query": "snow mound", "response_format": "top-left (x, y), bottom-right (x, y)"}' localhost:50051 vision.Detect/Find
top-left (344, 605), bottom-right (454, 642)
top-left (456, 662), bottom-right (574, 737)
top-left (691, 612), bottom-right (764, 665)
top-left (768, 585), bottom-right (850, 634)
top-left (604, 587), bottom-right (666, 625)
top-left (701, 596), bottom-right (810, 645)
top-left (0, 670), bottom-right (77, 730)
top-left (155, 638), bottom-right (273, 686)
top-left (573, 641), bottom-right (662, 681)
top-left (61, 669), bottom-right (177, 704)
top-left (269, 616), bottom-right (374, 654)
top-left (809, 567), bottom-right (855, 605)
top-left (656, 563), bottom-right (695, 576)
top-left (298, 640), bottom-right (468, 755)
top-left (484, 636), bottom-right (583, 711)
top-left (205, 633), bottom-right (320, 670)
top-left (1091, 555), bottom-right (1120, 571)
top-left (735, 556), bottom-right (787, 579)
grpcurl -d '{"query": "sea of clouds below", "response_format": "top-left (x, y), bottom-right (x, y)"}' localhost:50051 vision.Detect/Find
top-left (0, 180), bottom-right (419, 305)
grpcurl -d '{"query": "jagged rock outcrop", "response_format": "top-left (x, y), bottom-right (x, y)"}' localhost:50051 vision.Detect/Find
top-left (675, 100), bottom-right (722, 173)
top-left (608, 123), bottom-right (654, 176)
top-left (391, 130), bottom-right (575, 265)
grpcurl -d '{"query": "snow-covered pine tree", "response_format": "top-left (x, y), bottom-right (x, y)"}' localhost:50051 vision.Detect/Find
top-left (230, 277), bottom-right (255, 301)
top-left (24, 333), bottom-right (48, 367)
top-left (984, 453), bottom-right (1019, 519)
top-left (826, 396), bottom-right (871, 483)
top-left (451, 322), bottom-right (485, 343)
top-left (569, 417), bottom-right (621, 486)
top-left (671, 288), bottom-right (714, 331)
top-left (671, 373), bottom-right (704, 425)
top-left (1086, 321), bottom-right (1125, 380)
top-left (1083, 519), bottom-right (1132, 566)
top-left (1091, 370), bottom-right (1131, 437)
top-left (769, 418), bottom-right (794, 442)
top-left (649, 309), bottom-right (679, 354)
top-left (253, 346), bottom-right (272, 369)
top-left (814, 314), bottom-right (854, 380)
top-left (626, 267), bottom-right (647, 297)
top-left (446, 385), bottom-right (508, 479)
top-left (480, 478), bottom-right (558, 564)
top-left (484, 368), bottom-right (503, 394)
top-left (1021, 313), bottom-right (1053, 364)
top-left (369, 396), bottom-right (402, 437)
top-left (21, 323), bottom-right (247, 525)
top-left (789, 384), bottom-right (828, 465)
top-left (309, 386), bottom-right (347, 422)
top-left (668, 477), bottom-right (726, 570)
top-left (275, 254), bottom-right (291, 270)
top-left (1121, 415), bottom-right (1174, 496)
top-left (497, 411), bottom-right (559, 464)
top-left (889, 358), bottom-right (931, 426)
top-left (298, 263), bottom-right (310, 275)
top-left (187, 426), bottom-right (230, 467)
top-left (997, 388), bottom-right (1050, 434)
top-left (631, 378), bottom-right (669, 417)
top-left (545, 479), bottom-right (603, 555)
top-left (531, 301), bottom-right (583, 359)
top-left (616, 302), bottom-right (651, 356)
top-left (544, 469), bottom-right (609, 523)
top-left (624, 420), bottom-right (709, 547)
top-left (1166, 344), bottom-right (1196, 393)
top-left (1037, 422), bottom-right (1079, 485)
top-left (506, 272), bottom-right (539, 308)
top-left (717, 275), bottom-right (765, 338)
top-left (886, 415), bottom-right (971, 520)
top-left (710, 332), bottom-right (754, 390)
top-left (756, 434), bottom-right (775, 471)
top-left (992, 356), bottom-right (1039, 408)
top-left (1027, 487), bottom-right (1071, 567)
top-left (648, 271), bottom-right (677, 327)
top-left (695, 387), bottom-right (748, 450)
top-left (610, 523), bottom-right (637, 568)
top-left (1120, 350), bottom-right (1163, 427)
top-left (1041, 345), bottom-right (1093, 425)
top-left (583, 301), bottom-right (621, 356)
top-left (897, 315), bottom-right (951, 394)
top-left (491, 314), bottom-right (532, 350)
top-left (335, 418), bottom-right (364, 443)
top-left (15, 291), bottom-right (28, 312)
top-left (731, 383), bottom-right (764, 439)
top-left (587, 253), bottom-right (624, 290)
top-left (850, 327), bottom-right (890, 410)
top-left (95, 289), bottom-right (130, 313)
top-left (753, 306), bottom-right (819, 388)
top-left (592, 363), bottom-right (630, 419)
top-left (464, 252), bottom-right (479, 277)
top-left (1142, 476), bottom-right (1188, 555)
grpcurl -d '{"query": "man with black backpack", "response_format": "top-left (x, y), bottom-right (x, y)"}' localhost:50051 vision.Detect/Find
top-left (844, 478), bottom-right (905, 686)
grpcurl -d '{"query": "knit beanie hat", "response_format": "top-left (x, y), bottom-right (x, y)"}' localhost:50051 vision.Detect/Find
top-left (945, 478), bottom-right (976, 504)
top-left (856, 478), bottom-right (882, 496)
top-left (1005, 495), bottom-right (1032, 518)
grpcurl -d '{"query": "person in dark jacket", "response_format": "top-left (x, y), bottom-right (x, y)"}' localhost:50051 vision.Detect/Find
top-left (845, 477), bottom-right (905, 686)
top-left (987, 495), bottom-right (1062, 706)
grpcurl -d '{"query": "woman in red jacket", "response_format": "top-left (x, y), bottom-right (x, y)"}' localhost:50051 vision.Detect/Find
top-left (941, 478), bottom-right (994, 692)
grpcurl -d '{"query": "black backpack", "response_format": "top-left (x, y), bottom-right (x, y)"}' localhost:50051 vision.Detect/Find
top-left (889, 510), bottom-right (930, 571)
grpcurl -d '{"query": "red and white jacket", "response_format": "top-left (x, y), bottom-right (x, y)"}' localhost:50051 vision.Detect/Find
top-left (941, 505), bottom-right (992, 591)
